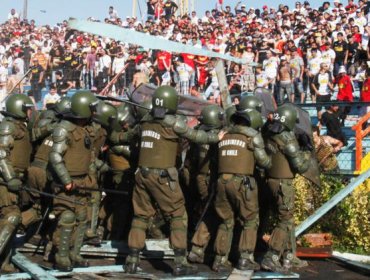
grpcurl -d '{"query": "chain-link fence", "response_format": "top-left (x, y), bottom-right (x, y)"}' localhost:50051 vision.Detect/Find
top-left (298, 101), bottom-right (370, 175)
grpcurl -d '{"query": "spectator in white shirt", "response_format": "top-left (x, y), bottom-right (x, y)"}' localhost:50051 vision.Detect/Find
top-left (7, 9), bottom-right (19, 23)
top-left (112, 51), bottom-right (127, 95)
top-left (43, 83), bottom-right (61, 110)
top-left (174, 56), bottom-right (193, 96)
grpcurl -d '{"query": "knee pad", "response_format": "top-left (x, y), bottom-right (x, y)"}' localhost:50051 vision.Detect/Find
top-left (5, 213), bottom-right (22, 227)
top-left (131, 216), bottom-right (150, 232)
top-left (241, 215), bottom-right (259, 230)
top-left (170, 212), bottom-right (188, 232)
top-left (59, 210), bottom-right (76, 226)
top-left (277, 218), bottom-right (294, 232)
top-left (75, 208), bottom-right (87, 223)
top-left (220, 218), bottom-right (234, 232)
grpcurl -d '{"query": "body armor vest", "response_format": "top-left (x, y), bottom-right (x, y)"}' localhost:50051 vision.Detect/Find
top-left (266, 135), bottom-right (294, 179)
top-left (64, 126), bottom-right (93, 176)
top-left (218, 133), bottom-right (255, 175)
top-left (9, 121), bottom-right (32, 172)
top-left (138, 121), bottom-right (178, 169)
top-left (34, 135), bottom-right (53, 163)
top-left (316, 136), bottom-right (338, 172)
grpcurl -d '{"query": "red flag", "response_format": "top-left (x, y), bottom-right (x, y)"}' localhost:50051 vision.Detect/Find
top-left (219, 0), bottom-right (223, 4)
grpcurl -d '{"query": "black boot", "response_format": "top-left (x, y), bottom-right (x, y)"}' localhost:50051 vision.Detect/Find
top-left (237, 252), bottom-right (260, 271)
top-left (173, 249), bottom-right (198, 276)
top-left (124, 248), bottom-right (140, 274)
top-left (212, 255), bottom-right (232, 272)
top-left (261, 250), bottom-right (286, 273)
top-left (282, 251), bottom-right (308, 270)
top-left (187, 245), bottom-right (205, 264)
top-left (70, 221), bottom-right (89, 268)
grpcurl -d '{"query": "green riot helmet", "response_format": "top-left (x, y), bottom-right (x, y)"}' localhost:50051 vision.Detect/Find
top-left (111, 103), bottom-right (136, 131)
top-left (238, 95), bottom-right (263, 113)
top-left (225, 105), bottom-right (236, 126)
top-left (136, 99), bottom-right (152, 120)
top-left (53, 97), bottom-right (71, 115)
top-left (151, 86), bottom-right (178, 117)
top-left (70, 91), bottom-right (98, 119)
top-left (231, 109), bottom-right (263, 129)
top-left (3, 94), bottom-right (34, 119)
top-left (92, 101), bottom-right (117, 128)
top-left (274, 104), bottom-right (299, 131)
top-left (199, 105), bottom-right (224, 130)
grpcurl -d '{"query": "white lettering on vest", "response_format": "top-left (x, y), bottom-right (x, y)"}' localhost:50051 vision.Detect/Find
top-left (142, 130), bottom-right (161, 140)
top-left (218, 139), bottom-right (246, 148)
top-left (141, 141), bottom-right (153, 148)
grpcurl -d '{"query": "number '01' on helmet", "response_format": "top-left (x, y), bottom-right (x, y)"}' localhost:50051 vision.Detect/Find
top-left (152, 86), bottom-right (178, 115)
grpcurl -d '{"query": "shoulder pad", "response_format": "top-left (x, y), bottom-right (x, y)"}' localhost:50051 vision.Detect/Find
top-left (39, 110), bottom-right (57, 120)
top-left (172, 117), bottom-right (188, 134)
top-left (52, 125), bottom-right (69, 143)
top-left (0, 121), bottom-right (15, 136)
top-left (0, 149), bottom-right (7, 159)
top-left (230, 125), bottom-right (258, 138)
top-left (59, 120), bottom-right (76, 132)
top-left (162, 115), bottom-right (177, 127)
top-left (252, 132), bottom-right (266, 149)
top-left (37, 118), bottom-right (54, 128)
top-left (140, 113), bottom-right (153, 122)
top-left (273, 131), bottom-right (296, 145)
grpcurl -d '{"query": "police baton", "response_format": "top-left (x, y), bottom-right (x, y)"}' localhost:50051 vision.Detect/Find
top-left (22, 186), bottom-right (85, 206)
top-left (194, 183), bottom-right (216, 232)
top-left (74, 186), bottom-right (129, 196)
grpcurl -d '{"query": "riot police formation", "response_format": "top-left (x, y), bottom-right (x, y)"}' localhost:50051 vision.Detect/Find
top-left (0, 87), bottom-right (312, 276)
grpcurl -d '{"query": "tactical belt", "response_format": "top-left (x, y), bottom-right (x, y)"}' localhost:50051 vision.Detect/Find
top-left (219, 173), bottom-right (253, 178)
top-left (139, 167), bottom-right (168, 177)
top-left (31, 159), bottom-right (48, 170)
top-left (70, 174), bottom-right (88, 180)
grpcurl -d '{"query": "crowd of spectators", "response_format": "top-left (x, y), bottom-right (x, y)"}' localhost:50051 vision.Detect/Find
top-left (0, 0), bottom-right (370, 114)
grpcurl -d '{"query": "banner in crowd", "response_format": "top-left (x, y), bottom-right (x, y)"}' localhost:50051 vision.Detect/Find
top-left (68, 19), bottom-right (249, 65)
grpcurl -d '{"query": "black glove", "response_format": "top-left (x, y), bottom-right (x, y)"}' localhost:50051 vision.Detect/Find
top-left (296, 131), bottom-right (313, 151)
top-left (7, 178), bottom-right (22, 192)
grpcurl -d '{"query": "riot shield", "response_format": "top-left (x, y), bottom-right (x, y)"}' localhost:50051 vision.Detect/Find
top-left (253, 87), bottom-right (277, 118)
top-left (130, 83), bottom-right (211, 117)
top-left (289, 103), bottom-right (322, 187)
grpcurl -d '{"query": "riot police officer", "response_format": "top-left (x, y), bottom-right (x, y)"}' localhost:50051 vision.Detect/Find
top-left (212, 108), bottom-right (272, 272)
top-left (24, 97), bottom-right (71, 232)
top-left (261, 104), bottom-right (310, 273)
top-left (0, 94), bottom-right (34, 272)
top-left (102, 103), bottom-right (137, 240)
top-left (85, 101), bottom-right (117, 245)
top-left (187, 104), bottom-right (223, 264)
top-left (124, 86), bottom-right (224, 276)
top-left (48, 91), bottom-right (98, 271)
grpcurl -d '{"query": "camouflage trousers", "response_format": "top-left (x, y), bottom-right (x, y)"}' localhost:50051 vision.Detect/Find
top-left (128, 168), bottom-right (188, 250)
top-left (214, 174), bottom-right (259, 256)
top-left (267, 178), bottom-right (295, 254)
